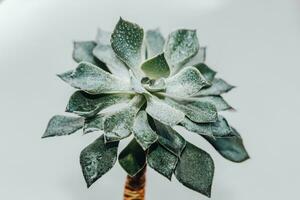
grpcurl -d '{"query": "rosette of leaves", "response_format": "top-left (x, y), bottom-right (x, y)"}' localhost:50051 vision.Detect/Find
top-left (42, 18), bottom-right (249, 198)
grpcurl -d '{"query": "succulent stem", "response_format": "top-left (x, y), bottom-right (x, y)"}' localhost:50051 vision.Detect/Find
top-left (123, 166), bottom-right (146, 200)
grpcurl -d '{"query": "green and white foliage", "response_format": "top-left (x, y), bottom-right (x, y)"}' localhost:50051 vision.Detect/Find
top-left (43, 18), bottom-right (249, 197)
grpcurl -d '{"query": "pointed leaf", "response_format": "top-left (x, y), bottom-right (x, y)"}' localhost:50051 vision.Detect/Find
top-left (93, 29), bottom-right (130, 79)
top-left (196, 78), bottom-right (234, 96)
top-left (175, 142), bottom-right (214, 197)
top-left (147, 143), bottom-right (178, 180)
top-left (180, 116), bottom-right (232, 138)
top-left (132, 111), bottom-right (158, 150)
top-left (80, 135), bottom-right (118, 187)
top-left (165, 66), bottom-right (210, 97)
top-left (42, 115), bottom-right (84, 138)
top-left (145, 29), bottom-right (165, 58)
top-left (104, 95), bottom-right (145, 142)
top-left (119, 139), bottom-right (146, 177)
top-left (57, 62), bottom-right (131, 94)
top-left (204, 127), bottom-right (249, 162)
top-left (154, 120), bottom-right (186, 157)
top-left (145, 95), bottom-right (185, 126)
top-left (164, 29), bottom-right (199, 72)
top-left (111, 18), bottom-right (144, 69)
top-left (83, 115), bottom-right (105, 134)
top-left (193, 63), bottom-right (216, 82)
top-left (66, 91), bottom-right (132, 117)
top-left (165, 97), bottom-right (218, 123)
top-left (198, 96), bottom-right (233, 111)
top-left (141, 53), bottom-right (170, 79)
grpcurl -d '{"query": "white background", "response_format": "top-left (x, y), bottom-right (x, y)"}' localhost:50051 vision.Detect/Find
top-left (0, 0), bottom-right (300, 199)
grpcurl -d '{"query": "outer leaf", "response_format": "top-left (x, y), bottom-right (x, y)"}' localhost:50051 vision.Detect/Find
top-left (66, 91), bottom-right (132, 117)
top-left (154, 120), bottom-right (186, 157)
top-left (164, 97), bottom-right (218, 123)
top-left (111, 18), bottom-right (144, 69)
top-left (118, 139), bottom-right (146, 177)
top-left (204, 127), bottom-right (249, 162)
top-left (83, 115), bottom-right (105, 134)
top-left (145, 29), bottom-right (165, 58)
top-left (193, 63), bottom-right (216, 82)
top-left (42, 115), bottom-right (84, 138)
top-left (165, 66), bottom-right (210, 97)
top-left (198, 96), bottom-right (233, 111)
top-left (132, 111), bottom-right (158, 150)
top-left (164, 29), bottom-right (199, 72)
top-left (145, 95), bottom-right (185, 126)
top-left (80, 135), bottom-right (118, 187)
top-left (182, 47), bottom-right (206, 67)
top-left (196, 78), bottom-right (234, 96)
top-left (103, 95), bottom-right (145, 142)
top-left (93, 29), bottom-right (130, 79)
top-left (141, 53), bottom-right (170, 79)
top-left (180, 116), bottom-right (232, 138)
top-left (175, 142), bottom-right (214, 197)
top-left (57, 62), bottom-right (131, 94)
top-left (147, 143), bottom-right (178, 180)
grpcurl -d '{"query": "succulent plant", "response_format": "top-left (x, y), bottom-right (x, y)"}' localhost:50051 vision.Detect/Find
top-left (42, 17), bottom-right (249, 198)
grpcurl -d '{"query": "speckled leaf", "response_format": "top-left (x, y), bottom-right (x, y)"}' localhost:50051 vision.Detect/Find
top-left (132, 111), bottom-right (158, 150)
top-left (183, 47), bottom-right (206, 67)
top-left (142, 78), bottom-right (166, 92)
top-left (83, 115), bottom-right (105, 134)
top-left (103, 96), bottom-right (145, 142)
top-left (57, 62), bottom-right (131, 94)
top-left (164, 98), bottom-right (218, 123)
top-left (141, 53), bottom-right (170, 79)
top-left (196, 78), bottom-right (234, 96)
top-left (66, 91), bottom-right (132, 117)
top-left (93, 29), bottom-right (130, 80)
top-left (164, 29), bottom-right (199, 72)
top-left (145, 29), bottom-right (165, 58)
top-left (175, 142), bottom-right (214, 197)
top-left (165, 66), bottom-right (210, 97)
top-left (147, 143), bottom-right (178, 180)
top-left (154, 120), bottom-right (186, 157)
top-left (145, 95), bottom-right (185, 126)
top-left (42, 115), bottom-right (84, 138)
top-left (118, 138), bottom-right (146, 177)
top-left (111, 18), bottom-right (144, 70)
top-left (80, 135), bottom-right (118, 187)
top-left (204, 127), bottom-right (249, 162)
top-left (198, 96), bottom-right (233, 111)
top-left (193, 63), bottom-right (216, 82)
top-left (129, 70), bottom-right (147, 94)
top-left (180, 116), bottom-right (232, 138)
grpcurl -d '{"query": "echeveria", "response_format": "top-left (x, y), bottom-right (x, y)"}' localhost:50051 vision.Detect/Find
top-left (43, 17), bottom-right (249, 198)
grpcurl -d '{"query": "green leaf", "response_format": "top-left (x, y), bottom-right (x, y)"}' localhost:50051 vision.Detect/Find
top-left (175, 142), bottom-right (214, 197)
top-left (182, 47), bottom-right (206, 67)
top-left (66, 91), bottom-right (132, 117)
top-left (164, 29), bottom-right (199, 72)
top-left (154, 120), bottom-right (186, 157)
top-left (93, 29), bottom-right (130, 80)
top-left (164, 97), bottom-right (218, 123)
top-left (165, 66), bottom-right (210, 97)
top-left (142, 77), bottom-right (166, 92)
top-left (80, 135), bottom-right (118, 187)
top-left (204, 127), bottom-right (249, 162)
top-left (83, 115), bottom-right (105, 134)
top-left (180, 115), bottom-right (232, 138)
top-left (145, 95), bottom-right (185, 126)
top-left (147, 143), bottom-right (178, 180)
top-left (111, 18), bottom-right (144, 70)
top-left (196, 78), bottom-right (234, 96)
top-left (198, 96), bottom-right (233, 111)
top-left (145, 29), bottom-right (165, 58)
top-left (103, 95), bottom-right (145, 142)
top-left (57, 62), bottom-right (131, 94)
top-left (141, 53), bottom-right (170, 79)
top-left (42, 115), bottom-right (84, 138)
top-left (193, 63), bottom-right (216, 82)
top-left (132, 111), bottom-right (158, 150)
top-left (119, 138), bottom-right (146, 177)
